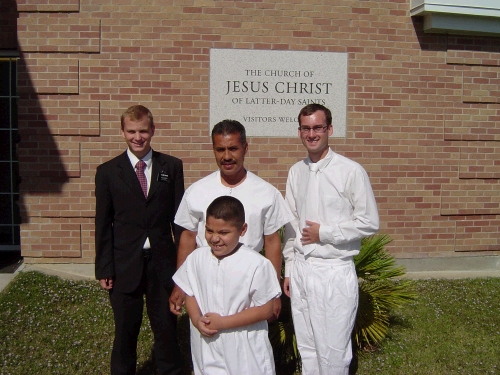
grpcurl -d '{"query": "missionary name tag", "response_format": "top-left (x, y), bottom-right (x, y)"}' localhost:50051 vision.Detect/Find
top-left (157, 172), bottom-right (169, 183)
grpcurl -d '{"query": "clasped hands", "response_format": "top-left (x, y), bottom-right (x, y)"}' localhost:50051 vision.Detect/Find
top-left (194, 312), bottom-right (223, 337)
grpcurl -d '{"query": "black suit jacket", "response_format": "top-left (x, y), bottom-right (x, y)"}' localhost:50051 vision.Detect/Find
top-left (95, 150), bottom-right (184, 293)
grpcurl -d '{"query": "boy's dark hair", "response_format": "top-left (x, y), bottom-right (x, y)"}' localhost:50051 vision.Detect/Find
top-left (211, 119), bottom-right (247, 145)
top-left (206, 196), bottom-right (245, 229)
top-left (298, 103), bottom-right (332, 126)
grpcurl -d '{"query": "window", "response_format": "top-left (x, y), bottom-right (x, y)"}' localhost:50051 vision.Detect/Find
top-left (0, 57), bottom-right (20, 251)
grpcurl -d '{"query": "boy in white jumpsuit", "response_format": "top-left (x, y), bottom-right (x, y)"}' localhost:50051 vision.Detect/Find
top-left (173, 196), bottom-right (281, 375)
top-left (283, 104), bottom-right (379, 375)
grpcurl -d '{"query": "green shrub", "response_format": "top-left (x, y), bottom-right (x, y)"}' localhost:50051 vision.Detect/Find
top-left (354, 234), bottom-right (417, 349)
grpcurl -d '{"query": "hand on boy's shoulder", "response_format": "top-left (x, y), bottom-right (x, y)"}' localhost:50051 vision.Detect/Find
top-left (269, 297), bottom-right (281, 322)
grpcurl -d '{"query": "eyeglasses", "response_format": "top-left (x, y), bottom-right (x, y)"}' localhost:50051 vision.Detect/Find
top-left (298, 125), bottom-right (329, 134)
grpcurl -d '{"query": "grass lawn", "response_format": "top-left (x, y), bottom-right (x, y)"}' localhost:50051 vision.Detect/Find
top-left (1, 271), bottom-right (499, 375)
top-left (355, 277), bottom-right (500, 375)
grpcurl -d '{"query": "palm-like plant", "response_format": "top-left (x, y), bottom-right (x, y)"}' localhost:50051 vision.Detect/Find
top-left (353, 234), bottom-right (417, 350)
top-left (268, 293), bottom-right (301, 375)
top-left (269, 234), bottom-right (416, 373)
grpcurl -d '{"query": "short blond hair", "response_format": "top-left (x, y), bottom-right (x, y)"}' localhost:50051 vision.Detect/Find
top-left (120, 105), bottom-right (154, 130)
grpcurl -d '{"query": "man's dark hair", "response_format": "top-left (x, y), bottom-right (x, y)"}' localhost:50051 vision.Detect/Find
top-left (297, 103), bottom-right (332, 126)
top-left (206, 196), bottom-right (245, 229)
top-left (211, 119), bottom-right (247, 145)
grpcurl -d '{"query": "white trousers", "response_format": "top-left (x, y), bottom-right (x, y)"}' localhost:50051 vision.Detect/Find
top-left (290, 255), bottom-right (358, 375)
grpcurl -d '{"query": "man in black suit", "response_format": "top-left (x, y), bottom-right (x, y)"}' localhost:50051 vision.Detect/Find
top-left (95, 105), bottom-right (184, 375)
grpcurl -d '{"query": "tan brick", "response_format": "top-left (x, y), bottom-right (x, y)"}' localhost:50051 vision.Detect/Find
top-left (18, 54), bottom-right (80, 94)
top-left (462, 66), bottom-right (500, 104)
top-left (16, 0), bottom-right (500, 261)
top-left (17, 0), bottom-right (80, 13)
top-left (18, 14), bottom-right (100, 53)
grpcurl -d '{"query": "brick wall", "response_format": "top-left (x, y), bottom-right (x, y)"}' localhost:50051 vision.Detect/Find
top-left (7, 0), bottom-right (500, 263)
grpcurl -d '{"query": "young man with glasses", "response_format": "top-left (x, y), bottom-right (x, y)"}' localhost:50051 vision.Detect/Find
top-left (282, 103), bottom-right (379, 375)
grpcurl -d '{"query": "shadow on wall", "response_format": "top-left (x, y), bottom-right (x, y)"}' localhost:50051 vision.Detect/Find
top-left (411, 17), bottom-right (448, 52)
top-left (0, 0), bottom-right (69, 227)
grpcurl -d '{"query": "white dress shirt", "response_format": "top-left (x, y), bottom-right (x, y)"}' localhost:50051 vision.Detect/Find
top-left (127, 148), bottom-right (153, 249)
top-left (283, 148), bottom-right (380, 276)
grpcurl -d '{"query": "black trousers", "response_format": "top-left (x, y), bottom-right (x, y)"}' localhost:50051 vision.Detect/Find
top-left (109, 257), bottom-right (182, 375)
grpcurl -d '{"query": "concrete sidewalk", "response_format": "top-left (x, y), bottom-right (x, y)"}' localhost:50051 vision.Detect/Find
top-left (2, 258), bottom-right (500, 294)
top-left (0, 263), bottom-right (96, 293)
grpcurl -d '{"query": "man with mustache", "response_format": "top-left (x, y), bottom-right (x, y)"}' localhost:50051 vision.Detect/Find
top-left (170, 119), bottom-right (293, 320)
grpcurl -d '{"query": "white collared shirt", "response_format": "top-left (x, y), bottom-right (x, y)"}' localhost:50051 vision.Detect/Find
top-left (126, 148), bottom-right (153, 249)
top-left (283, 148), bottom-right (380, 276)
